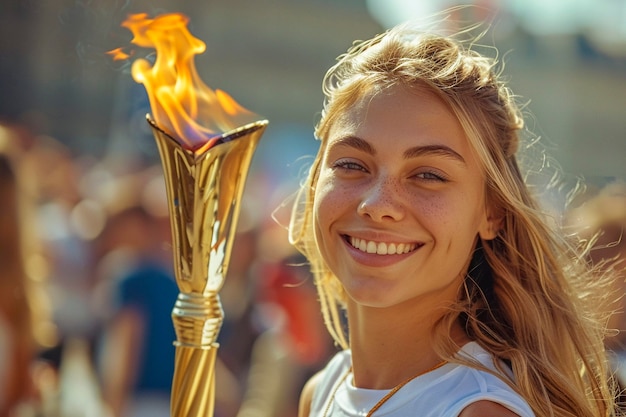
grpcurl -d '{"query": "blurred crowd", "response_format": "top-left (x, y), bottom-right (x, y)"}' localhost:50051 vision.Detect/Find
top-left (565, 180), bottom-right (626, 391)
top-left (0, 121), bottom-right (335, 417)
top-left (1, 120), bottom-right (625, 417)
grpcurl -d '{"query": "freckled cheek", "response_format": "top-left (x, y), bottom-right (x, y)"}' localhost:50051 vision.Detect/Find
top-left (409, 193), bottom-right (466, 234)
top-left (313, 179), bottom-right (336, 231)
top-left (313, 179), bottom-right (344, 258)
top-left (314, 177), bottom-right (356, 215)
top-left (411, 194), bottom-right (448, 222)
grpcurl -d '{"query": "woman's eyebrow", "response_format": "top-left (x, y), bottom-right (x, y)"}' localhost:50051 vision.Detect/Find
top-left (329, 135), bottom-right (466, 164)
top-left (329, 135), bottom-right (375, 155)
top-left (403, 144), bottom-right (466, 164)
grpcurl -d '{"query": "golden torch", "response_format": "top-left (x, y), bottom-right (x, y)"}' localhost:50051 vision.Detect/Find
top-left (115, 13), bottom-right (268, 416)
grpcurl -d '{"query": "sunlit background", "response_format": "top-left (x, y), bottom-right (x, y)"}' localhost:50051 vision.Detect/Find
top-left (0, 0), bottom-right (625, 416)
top-left (2, 0), bottom-right (625, 179)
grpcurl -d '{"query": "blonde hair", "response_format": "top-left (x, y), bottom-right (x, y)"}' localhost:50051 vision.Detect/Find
top-left (289, 19), bottom-right (619, 417)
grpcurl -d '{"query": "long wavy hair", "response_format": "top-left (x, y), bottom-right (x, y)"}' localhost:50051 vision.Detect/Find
top-left (288, 17), bottom-right (620, 417)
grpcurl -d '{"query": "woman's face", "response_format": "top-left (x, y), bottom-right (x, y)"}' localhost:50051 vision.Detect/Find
top-left (313, 85), bottom-right (497, 309)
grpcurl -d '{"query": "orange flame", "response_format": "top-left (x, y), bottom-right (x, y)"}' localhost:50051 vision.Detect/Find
top-left (106, 47), bottom-right (131, 61)
top-left (119, 13), bottom-right (258, 150)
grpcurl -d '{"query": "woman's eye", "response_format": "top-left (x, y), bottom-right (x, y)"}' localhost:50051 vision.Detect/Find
top-left (333, 160), bottom-right (366, 172)
top-left (415, 171), bottom-right (448, 182)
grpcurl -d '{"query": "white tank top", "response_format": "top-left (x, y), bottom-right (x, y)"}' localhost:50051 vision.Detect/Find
top-left (310, 342), bottom-right (535, 416)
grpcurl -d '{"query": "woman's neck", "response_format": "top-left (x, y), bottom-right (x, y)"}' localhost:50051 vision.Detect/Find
top-left (346, 300), bottom-right (467, 390)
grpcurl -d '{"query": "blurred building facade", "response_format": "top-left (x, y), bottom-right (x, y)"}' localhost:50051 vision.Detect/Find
top-left (0, 0), bottom-right (624, 183)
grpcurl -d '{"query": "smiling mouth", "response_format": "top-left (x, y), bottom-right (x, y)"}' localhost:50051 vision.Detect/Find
top-left (346, 236), bottom-right (421, 255)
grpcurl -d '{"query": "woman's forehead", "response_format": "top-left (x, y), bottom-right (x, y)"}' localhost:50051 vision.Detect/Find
top-left (328, 86), bottom-right (463, 140)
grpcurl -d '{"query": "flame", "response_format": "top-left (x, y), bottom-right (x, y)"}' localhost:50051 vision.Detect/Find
top-left (119, 13), bottom-right (258, 150)
top-left (106, 47), bottom-right (131, 61)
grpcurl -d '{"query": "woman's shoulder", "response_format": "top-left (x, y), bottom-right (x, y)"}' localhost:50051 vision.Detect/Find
top-left (458, 400), bottom-right (524, 417)
top-left (298, 370), bottom-right (322, 417)
top-left (298, 350), bottom-right (350, 417)
top-left (456, 341), bottom-right (515, 379)
top-left (443, 342), bottom-right (535, 417)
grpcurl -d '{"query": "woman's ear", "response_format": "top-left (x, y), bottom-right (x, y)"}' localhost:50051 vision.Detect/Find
top-left (479, 218), bottom-right (500, 240)
top-left (479, 209), bottom-right (503, 241)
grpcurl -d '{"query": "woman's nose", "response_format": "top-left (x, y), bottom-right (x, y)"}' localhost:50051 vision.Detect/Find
top-left (356, 178), bottom-right (405, 222)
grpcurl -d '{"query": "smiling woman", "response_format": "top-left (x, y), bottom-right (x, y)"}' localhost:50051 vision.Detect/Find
top-left (313, 85), bottom-right (493, 310)
top-left (288, 12), bottom-right (622, 417)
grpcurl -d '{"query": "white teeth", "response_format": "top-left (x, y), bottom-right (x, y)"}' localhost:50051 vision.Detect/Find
top-left (379, 242), bottom-right (388, 254)
top-left (349, 237), bottom-right (417, 255)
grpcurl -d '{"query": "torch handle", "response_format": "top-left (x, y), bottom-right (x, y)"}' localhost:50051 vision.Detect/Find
top-left (172, 292), bottom-right (223, 347)
top-left (171, 345), bottom-right (218, 417)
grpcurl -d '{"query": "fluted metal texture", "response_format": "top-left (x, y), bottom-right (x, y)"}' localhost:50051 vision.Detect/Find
top-left (149, 117), bottom-right (267, 417)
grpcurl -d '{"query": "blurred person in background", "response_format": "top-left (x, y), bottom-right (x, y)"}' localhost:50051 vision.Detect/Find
top-left (216, 191), bottom-right (333, 417)
top-left (214, 210), bottom-right (265, 417)
top-left (0, 123), bottom-right (58, 416)
top-left (93, 168), bottom-right (178, 417)
top-left (23, 132), bottom-right (100, 371)
top-left (20, 130), bottom-right (108, 416)
top-left (249, 217), bottom-right (335, 417)
top-left (566, 180), bottom-right (626, 406)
